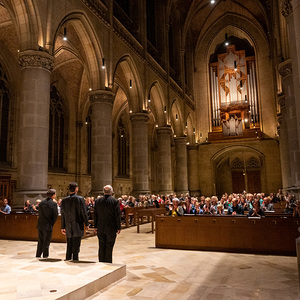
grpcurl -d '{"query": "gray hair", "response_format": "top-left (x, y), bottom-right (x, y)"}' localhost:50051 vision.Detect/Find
top-left (103, 185), bottom-right (113, 194)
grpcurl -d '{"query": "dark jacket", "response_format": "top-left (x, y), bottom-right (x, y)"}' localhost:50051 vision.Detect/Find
top-left (61, 193), bottom-right (89, 238)
top-left (94, 195), bottom-right (121, 234)
top-left (37, 198), bottom-right (58, 231)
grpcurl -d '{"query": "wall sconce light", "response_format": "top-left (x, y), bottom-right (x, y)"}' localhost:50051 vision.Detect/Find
top-left (164, 106), bottom-right (167, 113)
top-left (200, 133), bottom-right (203, 138)
top-left (130, 110), bottom-right (132, 114)
top-left (130, 79), bottom-right (132, 88)
top-left (234, 61), bottom-right (237, 71)
top-left (176, 114), bottom-right (178, 120)
top-left (85, 118), bottom-right (88, 125)
top-left (174, 134), bottom-right (176, 137)
top-left (193, 128), bottom-right (196, 134)
top-left (102, 58), bottom-right (105, 69)
top-left (205, 137), bottom-right (208, 143)
top-left (63, 27), bottom-right (67, 41)
top-left (89, 88), bottom-right (92, 91)
top-left (240, 80), bottom-right (243, 89)
top-left (225, 33), bottom-right (229, 46)
top-left (186, 122), bottom-right (188, 128)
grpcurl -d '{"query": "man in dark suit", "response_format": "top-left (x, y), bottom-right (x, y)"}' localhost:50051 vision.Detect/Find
top-left (61, 182), bottom-right (89, 261)
top-left (36, 189), bottom-right (58, 258)
top-left (94, 185), bottom-right (121, 263)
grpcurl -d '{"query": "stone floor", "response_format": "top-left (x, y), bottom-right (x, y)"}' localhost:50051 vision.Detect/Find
top-left (0, 223), bottom-right (299, 300)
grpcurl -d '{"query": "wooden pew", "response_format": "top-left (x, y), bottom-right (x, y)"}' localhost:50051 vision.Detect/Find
top-left (136, 207), bottom-right (167, 233)
top-left (155, 215), bottom-right (299, 256)
top-left (0, 213), bottom-right (66, 242)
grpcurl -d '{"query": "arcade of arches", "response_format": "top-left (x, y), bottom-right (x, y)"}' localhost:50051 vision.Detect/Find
top-left (0, 0), bottom-right (299, 207)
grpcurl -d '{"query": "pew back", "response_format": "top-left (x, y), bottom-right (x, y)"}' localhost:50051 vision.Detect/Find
top-left (155, 215), bottom-right (299, 256)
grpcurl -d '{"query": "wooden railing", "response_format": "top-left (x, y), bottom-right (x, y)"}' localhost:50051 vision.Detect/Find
top-left (0, 213), bottom-right (65, 242)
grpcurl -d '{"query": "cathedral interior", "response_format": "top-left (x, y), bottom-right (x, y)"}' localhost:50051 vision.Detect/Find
top-left (0, 0), bottom-right (299, 206)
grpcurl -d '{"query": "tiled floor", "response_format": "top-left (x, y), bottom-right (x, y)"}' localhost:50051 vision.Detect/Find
top-left (0, 223), bottom-right (299, 299)
top-left (90, 223), bottom-right (299, 300)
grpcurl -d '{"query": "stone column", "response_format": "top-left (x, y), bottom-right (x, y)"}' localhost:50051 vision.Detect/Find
top-left (187, 144), bottom-right (200, 196)
top-left (174, 137), bottom-right (188, 195)
top-left (279, 60), bottom-right (300, 190)
top-left (130, 113), bottom-right (150, 195)
top-left (282, 0), bottom-right (300, 194)
top-left (156, 127), bottom-right (173, 194)
top-left (89, 90), bottom-right (115, 195)
top-left (16, 50), bottom-right (53, 206)
top-left (277, 94), bottom-right (291, 190)
top-left (76, 121), bottom-right (83, 193)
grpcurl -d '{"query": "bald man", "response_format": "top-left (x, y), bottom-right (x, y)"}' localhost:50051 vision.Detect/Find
top-left (94, 185), bottom-right (121, 263)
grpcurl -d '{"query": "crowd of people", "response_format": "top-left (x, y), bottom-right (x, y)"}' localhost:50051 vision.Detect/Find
top-left (108, 189), bottom-right (300, 219)
top-left (1, 189), bottom-right (299, 219)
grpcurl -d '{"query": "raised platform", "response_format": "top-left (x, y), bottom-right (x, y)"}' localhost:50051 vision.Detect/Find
top-left (0, 243), bottom-right (126, 299)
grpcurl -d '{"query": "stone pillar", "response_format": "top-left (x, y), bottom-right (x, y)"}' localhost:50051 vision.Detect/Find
top-left (282, 0), bottom-right (300, 195)
top-left (16, 50), bottom-right (53, 206)
top-left (130, 113), bottom-right (150, 195)
top-left (174, 137), bottom-right (188, 195)
top-left (76, 121), bottom-right (83, 193)
top-left (277, 94), bottom-right (291, 190)
top-left (279, 60), bottom-right (300, 191)
top-left (156, 127), bottom-right (173, 194)
top-left (187, 144), bottom-right (200, 196)
top-left (89, 90), bottom-right (115, 195)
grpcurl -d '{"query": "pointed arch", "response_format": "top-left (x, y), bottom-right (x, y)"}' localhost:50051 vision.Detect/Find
top-left (53, 12), bottom-right (105, 89)
top-left (112, 54), bottom-right (144, 112)
top-left (170, 99), bottom-right (184, 136)
top-left (148, 81), bottom-right (166, 127)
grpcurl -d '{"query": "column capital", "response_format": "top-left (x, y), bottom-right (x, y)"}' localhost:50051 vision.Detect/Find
top-left (19, 50), bottom-right (54, 71)
top-left (174, 136), bottom-right (187, 145)
top-left (281, 0), bottom-right (293, 18)
top-left (279, 59), bottom-right (292, 78)
top-left (89, 90), bottom-right (115, 105)
top-left (156, 126), bottom-right (172, 136)
top-left (130, 112), bottom-right (149, 123)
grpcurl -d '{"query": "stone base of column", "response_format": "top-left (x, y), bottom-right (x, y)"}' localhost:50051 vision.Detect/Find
top-left (158, 190), bottom-right (174, 196)
top-left (189, 190), bottom-right (201, 197)
top-left (90, 189), bottom-right (104, 198)
top-left (284, 186), bottom-right (300, 199)
top-left (131, 190), bottom-right (151, 197)
top-left (13, 190), bottom-right (47, 208)
top-left (174, 190), bottom-right (189, 197)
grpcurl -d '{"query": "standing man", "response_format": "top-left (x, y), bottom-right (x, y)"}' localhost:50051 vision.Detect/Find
top-left (94, 185), bottom-right (121, 263)
top-left (36, 189), bottom-right (58, 258)
top-left (61, 182), bottom-right (89, 261)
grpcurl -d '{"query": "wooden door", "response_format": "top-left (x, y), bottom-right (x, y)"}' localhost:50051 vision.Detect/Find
top-left (247, 170), bottom-right (261, 193)
top-left (231, 171), bottom-right (245, 193)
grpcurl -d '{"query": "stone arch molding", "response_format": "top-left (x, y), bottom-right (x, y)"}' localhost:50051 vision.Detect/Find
top-left (113, 55), bottom-right (144, 113)
top-left (53, 12), bottom-right (105, 89)
top-left (1, 0), bottom-right (39, 50)
top-left (212, 145), bottom-right (264, 170)
top-left (148, 81), bottom-right (166, 127)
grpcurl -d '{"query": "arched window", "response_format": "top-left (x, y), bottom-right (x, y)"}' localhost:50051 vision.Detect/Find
top-left (86, 108), bottom-right (92, 174)
top-left (231, 158), bottom-right (244, 170)
top-left (247, 157), bottom-right (260, 169)
top-left (49, 86), bottom-right (65, 169)
top-left (118, 118), bottom-right (129, 176)
top-left (0, 64), bottom-right (9, 162)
